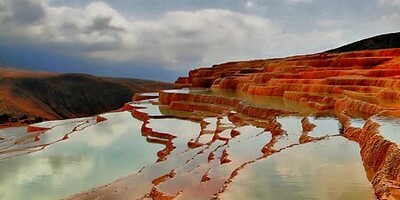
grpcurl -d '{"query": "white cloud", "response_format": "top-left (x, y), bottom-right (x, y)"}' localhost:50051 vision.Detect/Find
top-left (0, 1), bottom-right (131, 48)
top-left (0, 0), bottom-right (346, 72)
top-left (315, 19), bottom-right (346, 28)
top-left (245, 1), bottom-right (254, 8)
top-left (112, 9), bottom-right (282, 70)
top-left (379, 0), bottom-right (400, 6)
top-left (380, 13), bottom-right (400, 32)
top-left (284, 0), bottom-right (313, 4)
top-left (244, 1), bottom-right (268, 13)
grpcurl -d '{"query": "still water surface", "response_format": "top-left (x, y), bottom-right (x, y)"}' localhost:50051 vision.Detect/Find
top-left (221, 137), bottom-right (375, 200)
top-left (0, 112), bottom-right (163, 200)
top-left (0, 90), bottom-right (378, 199)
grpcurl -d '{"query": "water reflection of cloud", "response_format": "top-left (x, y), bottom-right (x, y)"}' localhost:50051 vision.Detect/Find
top-left (374, 117), bottom-right (400, 144)
top-left (309, 117), bottom-right (340, 137)
top-left (221, 137), bottom-right (375, 200)
top-left (148, 118), bottom-right (201, 144)
top-left (0, 155), bottom-right (93, 200)
top-left (0, 111), bottom-right (161, 200)
top-left (32, 117), bottom-right (92, 129)
top-left (85, 112), bottom-right (137, 147)
top-left (278, 116), bottom-right (303, 135)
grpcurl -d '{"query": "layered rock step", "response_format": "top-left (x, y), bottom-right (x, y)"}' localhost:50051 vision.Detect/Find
top-left (176, 48), bottom-right (400, 118)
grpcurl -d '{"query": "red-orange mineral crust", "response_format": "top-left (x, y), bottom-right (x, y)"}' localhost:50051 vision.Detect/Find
top-left (160, 48), bottom-right (400, 199)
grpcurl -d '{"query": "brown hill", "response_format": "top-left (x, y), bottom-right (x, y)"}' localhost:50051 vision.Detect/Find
top-left (0, 69), bottom-right (175, 126)
top-left (327, 32), bottom-right (400, 53)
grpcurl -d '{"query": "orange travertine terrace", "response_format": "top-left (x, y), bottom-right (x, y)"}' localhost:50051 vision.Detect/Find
top-left (173, 48), bottom-right (400, 118)
top-left (158, 48), bottom-right (400, 199)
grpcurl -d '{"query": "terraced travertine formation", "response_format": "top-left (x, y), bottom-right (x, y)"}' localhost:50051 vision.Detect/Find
top-left (57, 48), bottom-right (400, 199)
top-left (170, 48), bottom-right (400, 199)
top-left (62, 96), bottom-right (374, 200)
top-left (3, 48), bottom-right (400, 199)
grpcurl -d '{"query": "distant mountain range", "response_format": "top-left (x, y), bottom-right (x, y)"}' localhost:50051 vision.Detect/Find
top-left (327, 32), bottom-right (400, 53)
top-left (0, 69), bottom-right (175, 127)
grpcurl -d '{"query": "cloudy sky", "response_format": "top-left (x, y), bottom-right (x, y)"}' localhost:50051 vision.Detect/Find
top-left (0, 0), bottom-right (399, 81)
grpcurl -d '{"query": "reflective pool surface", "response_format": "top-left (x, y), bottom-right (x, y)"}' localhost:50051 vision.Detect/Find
top-left (221, 137), bottom-right (375, 200)
top-left (0, 112), bottom-right (163, 200)
top-left (0, 89), bottom-right (380, 199)
top-left (373, 116), bottom-right (400, 145)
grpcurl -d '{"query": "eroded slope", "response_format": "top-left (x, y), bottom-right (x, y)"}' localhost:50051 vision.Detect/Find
top-left (0, 69), bottom-right (175, 127)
